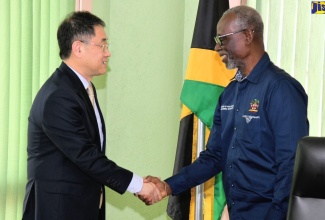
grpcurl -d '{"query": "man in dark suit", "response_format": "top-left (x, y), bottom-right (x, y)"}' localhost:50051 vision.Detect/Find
top-left (22, 11), bottom-right (161, 220)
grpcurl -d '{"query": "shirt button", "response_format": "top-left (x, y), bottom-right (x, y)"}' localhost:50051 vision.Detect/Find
top-left (232, 145), bottom-right (234, 149)
top-left (234, 127), bottom-right (237, 131)
top-left (231, 184), bottom-right (234, 187)
top-left (232, 202), bottom-right (235, 205)
top-left (236, 109), bottom-right (239, 112)
top-left (230, 165), bottom-right (232, 168)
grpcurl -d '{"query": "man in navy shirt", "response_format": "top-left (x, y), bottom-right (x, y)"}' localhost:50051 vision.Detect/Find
top-left (142, 5), bottom-right (309, 220)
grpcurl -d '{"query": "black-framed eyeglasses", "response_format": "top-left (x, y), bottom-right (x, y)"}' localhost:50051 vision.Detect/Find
top-left (214, 29), bottom-right (248, 46)
top-left (80, 40), bottom-right (109, 52)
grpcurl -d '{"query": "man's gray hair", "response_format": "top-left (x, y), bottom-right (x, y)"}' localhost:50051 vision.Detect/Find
top-left (225, 6), bottom-right (264, 40)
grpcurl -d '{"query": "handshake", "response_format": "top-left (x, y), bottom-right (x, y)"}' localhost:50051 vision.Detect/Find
top-left (135, 176), bottom-right (172, 205)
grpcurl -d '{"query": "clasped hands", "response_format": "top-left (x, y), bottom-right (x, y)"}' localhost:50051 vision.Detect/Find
top-left (135, 176), bottom-right (172, 205)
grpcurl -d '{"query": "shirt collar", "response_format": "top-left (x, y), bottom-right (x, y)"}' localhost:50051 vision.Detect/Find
top-left (235, 70), bottom-right (247, 82)
top-left (245, 52), bottom-right (270, 84)
top-left (233, 52), bottom-right (270, 84)
top-left (65, 63), bottom-right (90, 89)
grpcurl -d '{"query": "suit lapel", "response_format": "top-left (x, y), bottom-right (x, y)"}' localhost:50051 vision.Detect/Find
top-left (57, 62), bottom-right (103, 151)
top-left (93, 84), bottom-right (106, 152)
top-left (78, 88), bottom-right (99, 131)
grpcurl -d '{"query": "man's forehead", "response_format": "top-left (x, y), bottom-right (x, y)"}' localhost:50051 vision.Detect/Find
top-left (217, 13), bottom-right (237, 32)
top-left (219, 12), bottom-right (236, 25)
top-left (93, 26), bottom-right (108, 42)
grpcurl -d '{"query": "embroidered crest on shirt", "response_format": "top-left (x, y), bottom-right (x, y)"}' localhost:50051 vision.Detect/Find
top-left (242, 115), bottom-right (260, 123)
top-left (249, 99), bottom-right (259, 112)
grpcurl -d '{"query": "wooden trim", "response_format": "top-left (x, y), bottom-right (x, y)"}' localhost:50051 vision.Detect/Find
top-left (229, 0), bottom-right (247, 7)
top-left (75, 0), bottom-right (92, 12)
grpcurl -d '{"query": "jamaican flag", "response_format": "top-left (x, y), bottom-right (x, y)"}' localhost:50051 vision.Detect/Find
top-left (166, 0), bottom-right (235, 219)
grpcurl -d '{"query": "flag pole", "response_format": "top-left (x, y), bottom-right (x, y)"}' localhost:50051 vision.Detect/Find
top-left (195, 119), bottom-right (205, 219)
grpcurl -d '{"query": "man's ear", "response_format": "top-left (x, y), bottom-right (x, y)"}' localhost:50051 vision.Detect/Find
top-left (245, 29), bottom-right (254, 45)
top-left (71, 40), bottom-right (83, 57)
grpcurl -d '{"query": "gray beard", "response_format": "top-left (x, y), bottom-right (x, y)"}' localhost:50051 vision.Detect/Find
top-left (226, 59), bottom-right (237, 69)
top-left (226, 53), bottom-right (244, 70)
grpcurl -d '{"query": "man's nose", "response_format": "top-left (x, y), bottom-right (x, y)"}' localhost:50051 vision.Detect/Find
top-left (214, 43), bottom-right (222, 52)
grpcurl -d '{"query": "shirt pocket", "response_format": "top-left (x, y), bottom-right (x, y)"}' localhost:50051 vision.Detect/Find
top-left (37, 180), bottom-right (99, 197)
top-left (239, 114), bottom-right (261, 145)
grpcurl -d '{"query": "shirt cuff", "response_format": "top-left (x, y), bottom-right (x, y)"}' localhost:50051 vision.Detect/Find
top-left (126, 174), bottom-right (143, 194)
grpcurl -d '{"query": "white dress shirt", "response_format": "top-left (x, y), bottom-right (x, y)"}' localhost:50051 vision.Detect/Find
top-left (67, 64), bottom-right (143, 193)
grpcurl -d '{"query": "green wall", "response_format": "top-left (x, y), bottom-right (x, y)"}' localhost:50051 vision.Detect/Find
top-left (2, 0), bottom-right (324, 219)
top-left (92, 0), bottom-right (199, 219)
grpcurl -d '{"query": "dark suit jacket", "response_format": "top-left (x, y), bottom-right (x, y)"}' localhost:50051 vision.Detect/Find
top-left (22, 62), bottom-right (133, 220)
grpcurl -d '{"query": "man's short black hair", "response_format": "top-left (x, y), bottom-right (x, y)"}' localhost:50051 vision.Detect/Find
top-left (57, 11), bottom-right (105, 59)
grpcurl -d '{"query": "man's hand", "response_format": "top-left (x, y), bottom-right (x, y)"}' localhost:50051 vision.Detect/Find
top-left (136, 175), bottom-right (173, 205)
top-left (136, 181), bottom-right (162, 205)
top-left (144, 176), bottom-right (172, 198)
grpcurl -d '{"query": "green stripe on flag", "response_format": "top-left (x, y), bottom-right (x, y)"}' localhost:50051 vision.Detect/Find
top-left (214, 173), bottom-right (226, 220)
top-left (180, 79), bottom-right (225, 129)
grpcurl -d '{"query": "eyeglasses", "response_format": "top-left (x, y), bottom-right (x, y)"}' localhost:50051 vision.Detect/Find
top-left (214, 29), bottom-right (247, 46)
top-left (80, 40), bottom-right (109, 52)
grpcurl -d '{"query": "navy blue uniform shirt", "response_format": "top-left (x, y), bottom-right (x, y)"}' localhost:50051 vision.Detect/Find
top-left (166, 53), bottom-right (309, 220)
